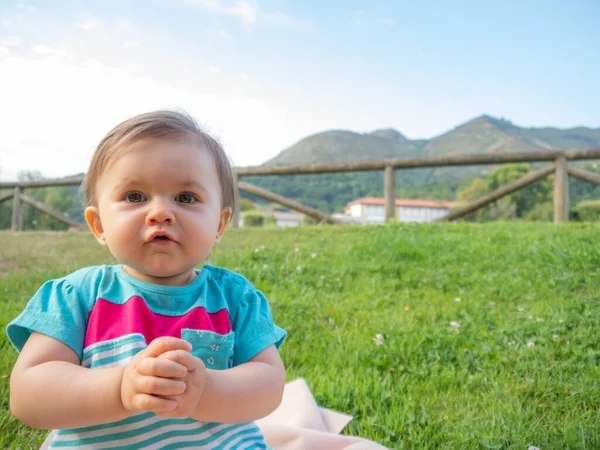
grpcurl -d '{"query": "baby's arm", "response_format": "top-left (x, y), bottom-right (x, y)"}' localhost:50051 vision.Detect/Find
top-left (10, 333), bottom-right (191, 429)
top-left (158, 344), bottom-right (285, 423)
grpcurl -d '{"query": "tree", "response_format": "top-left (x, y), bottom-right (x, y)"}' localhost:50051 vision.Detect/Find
top-left (456, 164), bottom-right (552, 221)
top-left (239, 198), bottom-right (257, 212)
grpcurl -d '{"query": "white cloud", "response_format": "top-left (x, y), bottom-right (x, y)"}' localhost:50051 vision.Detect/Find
top-left (185, 0), bottom-right (222, 8)
top-left (16, 0), bottom-right (36, 13)
top-left (375, 17), bottom-right (395, 27)
top-left (1, 36), bottom-right (23, 47)
top-left (348, 10), bottom-right (395, 27)
top-left (228, 1), bottom-right (257, 28)
top-left (32, 45), bottom-right (69, 60)
top-left (0, 53), bottom-right (293, 180)
top-left (208, 66), bottom-right (219, 73)
top-left (74, 18), bottom-right (102, 30)
top-left (32, 44), bottom-right (53, 54)
top-left (260, 11), bottom-right (313, 30)
top-left (2, 20), bottom-right (13, 26)
top-left (184, 0), bottom-right (257, 28)
top-left (206, 29), bottom-right (233, 40)
top-left (184, 1), bottom-right (311, 31)
top-left (125, 40), bottom-right (140, 48)
top-left (0, 46), bottom-right (9, 55)
top-left (117, 18), bottom-right (134, 29)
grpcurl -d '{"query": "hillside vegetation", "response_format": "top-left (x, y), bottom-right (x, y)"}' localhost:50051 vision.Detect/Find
top-left (1, 223), bottom-right (598, 448)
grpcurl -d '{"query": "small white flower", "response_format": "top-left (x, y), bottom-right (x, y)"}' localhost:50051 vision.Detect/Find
top-left (528, 446), bottom-right (541, 450)
top-left (536, 317), bottom-right (544, 322)
top-left (254, 248), bottom-right (260, 253)
top-left (328, 317), bottom-right (334, 325)
top-left (260, 245), bottom-right (265, 250)
top-left (553, 334), bottom-right (560, 341)
top-left (211, 344), bottom-right (219, 351)
top-left (455, 297), bottom-right (461, 302)
top-left (527, 341), bottom-right (535, 349)
top-left (488, 301), bottom-right (496, 306)
top-left (449, 321), bottom-right (460, 329)
top-left (320, 275), bottom-right (325, 280)
top-left (234, 267), bottom-right (240, 272)
top-left (404, 306), bottom-right (410, 311)
top-left (558, 319), bottom-right (564, 323)
top-left (518, 306), bottom-right (525, 312)
top-left (312, 252), bottom-right (318, 258)
top-left (296, 265), bottom-right (302, 271)
top-left (294, 247), bottom-right (299, 252)
top-left (374, 333), bottom-right (384, 346)
top-left (263, 264), bottom-right (269, 269)
top-left (207, 357), bottom-right (215, 365)
top-left (528, 315), bottom-right (533, 320)
top-left (508, 340), bottom-right (516, 346)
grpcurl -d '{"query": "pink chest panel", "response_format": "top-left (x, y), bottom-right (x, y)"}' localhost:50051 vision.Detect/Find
top-left (84, 296), bottom-right (232, 347)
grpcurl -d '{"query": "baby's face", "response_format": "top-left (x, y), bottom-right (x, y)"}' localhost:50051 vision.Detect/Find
top-left (90, 135), bottom-right (229, 286)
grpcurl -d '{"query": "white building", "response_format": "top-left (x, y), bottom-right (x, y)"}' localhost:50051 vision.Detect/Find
top-left (344, 197), bottom-right (455, 224)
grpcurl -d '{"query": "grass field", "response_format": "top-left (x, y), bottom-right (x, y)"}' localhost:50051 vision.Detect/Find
top-left (0, 223), bottom-right (599, 449)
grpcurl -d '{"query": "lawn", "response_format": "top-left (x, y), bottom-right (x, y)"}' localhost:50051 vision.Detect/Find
top-left (0, 223), bottom-right (599, 449)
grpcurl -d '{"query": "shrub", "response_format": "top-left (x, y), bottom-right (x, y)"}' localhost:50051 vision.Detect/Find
top-left (524, 202), bottom-right (553, 222)
top-left (572, 200), bottom-right (600, 222)
top-left (239, 198), bottom-right (257, 212)
top-left (243, 211), bottom-right (266, 227)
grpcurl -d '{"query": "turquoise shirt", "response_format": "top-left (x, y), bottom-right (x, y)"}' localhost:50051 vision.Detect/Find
top-left (7, 264), bottom-right (286, 449)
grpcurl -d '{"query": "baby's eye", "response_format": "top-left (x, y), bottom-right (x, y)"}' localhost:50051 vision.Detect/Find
top-left (125, 192), bottom-right (145, 203)
top-left (176, 192), bottom-right (197, 204)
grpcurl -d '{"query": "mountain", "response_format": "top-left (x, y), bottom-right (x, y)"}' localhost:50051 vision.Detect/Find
top-left (244, 115), bottom-right (600, 213)
top-left (264, 115), bottom-right (600, 167)
top-left (263, 129), bottom-right (424, 167)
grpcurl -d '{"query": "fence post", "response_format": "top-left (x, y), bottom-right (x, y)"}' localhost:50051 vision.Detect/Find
top-left (231, 174), bottom-right (240, 228)
top-left (553, 156), bottom-right (569, 223)
top-left (384, 165), bottom-right (396, 222)
top-left (11, 185), bottom-right (23, 231)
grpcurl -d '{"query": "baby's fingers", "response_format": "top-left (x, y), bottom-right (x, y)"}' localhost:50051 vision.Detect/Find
top-left (144, 337), bottom-right (192, 358)
top-left (131, 393), bottom-right (178, 414)
top-left (138, 357), bottom-right (188, 379)
top-left (157, 349), bottom-right (198, 371)
top-left (137, 376), bottom-right (187, 396)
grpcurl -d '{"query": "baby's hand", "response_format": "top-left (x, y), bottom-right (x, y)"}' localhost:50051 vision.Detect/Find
top-left (120, 337), bottom-right (191, 415)
top-left (155, 348), bottom-right (208, 419)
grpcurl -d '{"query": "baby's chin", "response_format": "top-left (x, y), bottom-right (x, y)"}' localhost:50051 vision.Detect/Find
top-left (123, 265), bottom-right (197, 286)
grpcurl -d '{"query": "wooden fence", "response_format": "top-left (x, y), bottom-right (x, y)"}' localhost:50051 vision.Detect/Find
top-left (2, 148), bottom-right (600, 231)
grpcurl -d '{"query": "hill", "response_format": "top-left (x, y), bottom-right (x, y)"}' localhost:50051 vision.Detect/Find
top-left (244, 115), bottom-right (600, 212)
top-left (265, 115), bottom-right (600, 166)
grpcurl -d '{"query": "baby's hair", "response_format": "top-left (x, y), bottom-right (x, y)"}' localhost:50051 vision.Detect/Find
top-left (82, 109), bottom-right (238, 215)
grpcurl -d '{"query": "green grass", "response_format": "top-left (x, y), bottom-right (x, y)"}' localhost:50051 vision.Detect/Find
top-left (1, 223), bottom-right (599, 449)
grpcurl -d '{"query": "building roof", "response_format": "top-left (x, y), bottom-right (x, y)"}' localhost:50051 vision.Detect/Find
top-left (346, 197), bottom-right (455, 208)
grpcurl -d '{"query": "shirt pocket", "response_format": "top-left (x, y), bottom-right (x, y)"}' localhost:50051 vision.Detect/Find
top-left (181, 329), bottom-right (235, 370)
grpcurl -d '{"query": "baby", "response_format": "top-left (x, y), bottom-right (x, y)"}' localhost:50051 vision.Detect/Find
top-left (7, 110), bottom-right (286, 449)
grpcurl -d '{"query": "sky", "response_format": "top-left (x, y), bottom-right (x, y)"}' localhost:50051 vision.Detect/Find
top-left (0, 0), bottom-right (599, 181)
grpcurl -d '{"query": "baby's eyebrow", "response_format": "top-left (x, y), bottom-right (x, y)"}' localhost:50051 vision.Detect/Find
top-left (113, 179), bottom-right (140, 191)
top-left (181, 180), bottom-right (208, 194)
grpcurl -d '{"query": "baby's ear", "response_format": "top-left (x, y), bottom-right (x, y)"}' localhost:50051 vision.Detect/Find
top-left (84, 206), bottom-right (107, 245)
top-left (216, 208), bottom-right (233, 242)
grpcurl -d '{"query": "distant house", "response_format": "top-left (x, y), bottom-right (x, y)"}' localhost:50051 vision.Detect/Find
top-left (271, 211), bottom-right (304, 227)
top-left (344, 197), bottom-right (455, 223)
top-left (241, 208), bottom-right (304, 228)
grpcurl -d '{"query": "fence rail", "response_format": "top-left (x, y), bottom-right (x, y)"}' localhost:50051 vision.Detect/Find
top-left (2, 148), bottom-right (600, 231)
